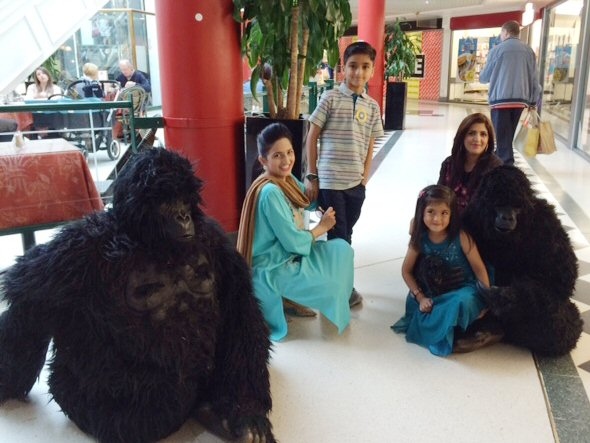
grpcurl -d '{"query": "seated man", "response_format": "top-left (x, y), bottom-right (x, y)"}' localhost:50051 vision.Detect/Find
top-left (116, 59), bottom-right (151, 93)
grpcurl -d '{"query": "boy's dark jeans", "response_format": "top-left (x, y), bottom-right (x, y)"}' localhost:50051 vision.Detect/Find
top-left (319, 183), bottom-right (365, 244)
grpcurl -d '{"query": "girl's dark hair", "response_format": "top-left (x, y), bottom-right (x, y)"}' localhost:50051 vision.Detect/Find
top-left (257, 122), bottom-right (293, 157)
top-left (448, 112), bottom-right (497, 189)
top-left (409, 185), bottom-right (460, 249)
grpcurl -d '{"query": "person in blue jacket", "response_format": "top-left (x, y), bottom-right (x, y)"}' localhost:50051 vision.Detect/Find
top-left (479, 20), bottom-right (541, 165)
top-left (116, 59), bottom-right (151, 93)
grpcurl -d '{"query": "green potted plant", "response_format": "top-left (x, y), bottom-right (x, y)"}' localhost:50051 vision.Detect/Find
top-left (383, 19), bottom-right (419, 130)
top-left (232, 0), bottom-right (351, 186)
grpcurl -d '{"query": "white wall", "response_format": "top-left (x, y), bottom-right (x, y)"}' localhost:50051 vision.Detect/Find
top-left (0, 0), bottom-right (108, 94)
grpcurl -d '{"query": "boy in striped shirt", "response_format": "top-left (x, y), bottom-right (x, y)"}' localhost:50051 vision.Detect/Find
top-left (305, 41), bottom-right (384, 307)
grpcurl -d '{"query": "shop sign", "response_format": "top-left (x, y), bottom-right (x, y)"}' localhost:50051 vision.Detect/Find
top-left (412, 54), bottom-right (425, 78)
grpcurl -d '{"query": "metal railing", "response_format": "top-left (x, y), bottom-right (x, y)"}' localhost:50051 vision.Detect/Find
top-left (0, 99), bottom-right (138, 152)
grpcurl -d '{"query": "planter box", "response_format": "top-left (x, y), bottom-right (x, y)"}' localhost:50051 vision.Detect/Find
top-left (384, 82), bottom-right (407, 130)
top-left (244, 116), bottom-right (310, 188)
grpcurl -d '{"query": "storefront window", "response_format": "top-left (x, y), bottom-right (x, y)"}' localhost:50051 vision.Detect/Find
top-left (540, 0), bottom-right (584, 142)
top-left (449, 24), bottom-right (541, 105)
top-left (449, 28), bottom-right (501, 104)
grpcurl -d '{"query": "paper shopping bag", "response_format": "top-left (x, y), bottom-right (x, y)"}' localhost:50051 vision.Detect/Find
top-left (538, 121), bottom-right (557, 154)
top-left (513, 122), bottom-right (529, 154)
top-left (513, 110), bottom-right (528, 150)
top-left (514, 108), bottom-right (540, 158)
top-left (524, 127), bottom-right (540, 157)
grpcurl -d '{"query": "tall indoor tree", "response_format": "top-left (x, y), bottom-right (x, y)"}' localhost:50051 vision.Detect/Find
top-left (233, 0), bottom-right (352, 119)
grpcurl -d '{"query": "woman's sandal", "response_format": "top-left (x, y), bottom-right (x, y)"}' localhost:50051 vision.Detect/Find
top-left (283, 299), bottom-right (317, 317)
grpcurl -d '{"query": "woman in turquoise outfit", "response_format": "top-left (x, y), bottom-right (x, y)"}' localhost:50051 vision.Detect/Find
top-left (237, 123), bottom-right (353, 341)
top-left (392, 185), bottom-right (490, 356)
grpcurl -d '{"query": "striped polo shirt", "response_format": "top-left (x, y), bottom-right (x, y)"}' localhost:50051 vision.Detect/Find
top-left (309, 83), bottom-right (384, 190)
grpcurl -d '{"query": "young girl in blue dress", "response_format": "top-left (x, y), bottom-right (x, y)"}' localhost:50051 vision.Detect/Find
top-left (392, 185), bottom-right (490, 356)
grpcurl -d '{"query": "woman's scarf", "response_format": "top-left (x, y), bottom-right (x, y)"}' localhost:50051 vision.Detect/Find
top-left (236, 173), bottom-right (310, 266)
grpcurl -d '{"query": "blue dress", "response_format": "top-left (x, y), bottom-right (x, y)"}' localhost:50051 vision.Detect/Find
top-left (252, 180), bottom-right (353, 341)
top-left (392, 233), bottom-right (486, 356)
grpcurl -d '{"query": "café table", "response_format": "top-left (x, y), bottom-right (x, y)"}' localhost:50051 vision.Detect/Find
top-left (0, 138), bottom-right (104, 251)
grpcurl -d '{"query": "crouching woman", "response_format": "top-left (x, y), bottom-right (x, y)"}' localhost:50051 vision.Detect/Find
top-left (237, 122), bottom-right (353, 341)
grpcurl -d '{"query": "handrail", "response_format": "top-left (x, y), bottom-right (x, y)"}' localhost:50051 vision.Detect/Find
top-left (0, 99), bottom-right (137, 152)
top-left (0, 100), bottom-right (132, 113)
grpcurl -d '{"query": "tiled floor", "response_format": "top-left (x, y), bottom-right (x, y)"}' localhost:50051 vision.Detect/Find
top-left (0, 101), bottom-right (589, 442)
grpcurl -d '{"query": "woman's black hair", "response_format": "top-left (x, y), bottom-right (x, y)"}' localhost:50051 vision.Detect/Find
top-left (257, 122), bottom-right (293, 157)
top-left (448, 112), bottom-right (497, 189)
top-left (409, 185), bottom-right (460, 249)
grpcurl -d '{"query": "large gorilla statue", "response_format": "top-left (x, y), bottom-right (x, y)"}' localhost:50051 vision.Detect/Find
top-left (0, 149), bottom-right (275, 442)
top-left (461, 165), bottom-right (583, 356)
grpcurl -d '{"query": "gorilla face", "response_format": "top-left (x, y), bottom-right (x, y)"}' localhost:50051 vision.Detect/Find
top-left (493, 206), bottom-right (520, 233)
top-left (159, 201), bottom-right (195, 243)
top-left (470, 166), bottom-right (535, 235)
top-left (111, 149), bottom-right (204, 248)
top-left (464, 166), bottom-right (539, 252)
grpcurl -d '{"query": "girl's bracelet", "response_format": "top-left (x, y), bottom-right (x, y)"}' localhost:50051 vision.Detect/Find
top-left (412, 288), bottom-right (423, 298)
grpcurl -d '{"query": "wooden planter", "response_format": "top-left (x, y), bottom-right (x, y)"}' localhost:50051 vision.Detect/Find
top-left (244, 116), bottom-right (310, 188)
top-left (384, 81), bottom-right (407, 130)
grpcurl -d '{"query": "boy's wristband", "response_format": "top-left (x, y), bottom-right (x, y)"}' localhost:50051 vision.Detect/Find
top-left (306, 173), bottom-right (319, 181)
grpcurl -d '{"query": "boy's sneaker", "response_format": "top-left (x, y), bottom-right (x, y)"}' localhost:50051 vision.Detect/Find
top-left (349, 288), bottom-right (363, 307)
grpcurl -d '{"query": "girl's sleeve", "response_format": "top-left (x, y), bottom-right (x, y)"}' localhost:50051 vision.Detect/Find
top-left (259, 185), bottom-right (313, 256)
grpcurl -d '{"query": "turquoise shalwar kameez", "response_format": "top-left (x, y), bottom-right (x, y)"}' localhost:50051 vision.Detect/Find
top-left (252, 180), bottom-right (353, 341)
top-left (392, 233), bottom-right (487, 356)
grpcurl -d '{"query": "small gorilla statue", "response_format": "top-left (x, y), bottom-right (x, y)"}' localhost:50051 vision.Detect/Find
top-left (0, 149), bottom-right (275, 442)
top-left (413, 255), bottom-right (465, 299)
top-left (419, 165), bottom-right (583, 356)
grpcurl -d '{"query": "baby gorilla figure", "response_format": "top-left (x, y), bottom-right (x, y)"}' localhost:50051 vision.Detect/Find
top-left (0, 149), bottom-right (275, 442)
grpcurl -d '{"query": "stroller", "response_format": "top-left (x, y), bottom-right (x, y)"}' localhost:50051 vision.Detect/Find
top-left (108, 85), bottom-right (148, 158)
top-left (59, 79), bottom-right (122, 160)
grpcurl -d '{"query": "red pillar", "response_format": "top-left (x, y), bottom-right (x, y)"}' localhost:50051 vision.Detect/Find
top-left (154, 0), bottom-right (244, 231)
top-left (357, 0), bottom-right (385, 113)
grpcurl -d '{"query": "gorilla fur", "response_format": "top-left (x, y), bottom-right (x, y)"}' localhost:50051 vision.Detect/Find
top-left (462, 165), bottom-right (583, 356)
top-left (0, 149), bottom-right (275, 442)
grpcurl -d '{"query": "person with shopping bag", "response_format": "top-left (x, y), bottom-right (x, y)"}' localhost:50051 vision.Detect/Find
top-left (513, 107), bottom-right (557, 157)
top-left (479, 21), bottom-right (541, 165)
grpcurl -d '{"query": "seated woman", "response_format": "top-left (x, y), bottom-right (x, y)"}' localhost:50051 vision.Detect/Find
top-left (438, 112), bottom-right (502, 215)
top-left (237, 122), bottom-right (353, 341)
top-left (25, 67), bottom-right (62, 99)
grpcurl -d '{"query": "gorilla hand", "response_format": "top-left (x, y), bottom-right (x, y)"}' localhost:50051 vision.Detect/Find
top-left (196, 404), bottom-right (275, 443)
top-left (230, 415), bottom-right (276, 443)
top-left (415, 255), bottom-right (464, 298)
top-left (476, 282), bottom-right (519, 320)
